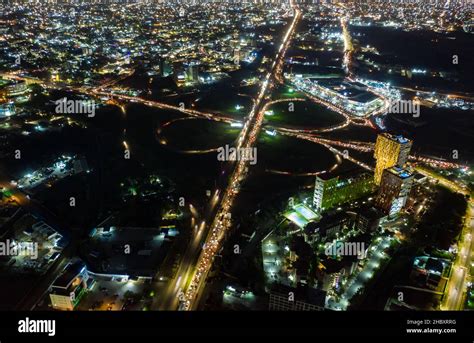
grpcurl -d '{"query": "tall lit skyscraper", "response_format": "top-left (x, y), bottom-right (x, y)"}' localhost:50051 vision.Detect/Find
top-left (375, 167), bottom-right (413, 216)
top-left (313, 176), bottom-right (326, 211)
top-left (159, 57), bottom-right (172, 77)
top-left (186, 62), bottom-right (200, 84)
top-left (233, 48), bottom-right (241, 64)
top-left (373, 133), bottom-right (412, 185)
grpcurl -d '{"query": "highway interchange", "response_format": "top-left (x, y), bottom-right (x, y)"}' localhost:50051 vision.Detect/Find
top-left (1, 1), bottom-right (471, 312)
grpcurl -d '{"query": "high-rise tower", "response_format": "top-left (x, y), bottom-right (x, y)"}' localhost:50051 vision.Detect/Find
top-left (373, 133), bottom-right (412, 185)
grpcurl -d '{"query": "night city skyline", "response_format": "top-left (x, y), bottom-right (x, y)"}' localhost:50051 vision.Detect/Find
top-left (0, 0), bottom-right (473, 338)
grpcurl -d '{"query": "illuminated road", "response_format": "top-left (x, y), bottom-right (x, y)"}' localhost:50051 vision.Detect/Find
top-left (442, 200), bottom-right (473, 310)
top-left (328, 236), bottom-right (394, 310)
top-left (394, 85), bottom-right (474, 102)
top-left (0, 72), bottom-right (236, 126)
top-left (2, 8), bottom-right (471, 313)
top-left (181, 2), bottom-right (301, 310)
top-left (277, 129), bottom-right (374, 171)
top-left (3, 71), bottom-right (464, 173)
top-left (90, 89), bottom-right (236, 124)
top-left (152, 207), bottom-right (208, 310)
top-left (414, 166), bottom-right (472, 310)
top-left (411, 156), bottom-right (468, 171)
top-left (279, 131), bottom-right (374, 152)
top-left (414, 166), bottom-right (470, 196)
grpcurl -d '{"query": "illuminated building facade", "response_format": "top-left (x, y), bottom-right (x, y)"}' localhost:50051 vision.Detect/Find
top-left (313, 173), bottom-right (374, 212)
top-left (159, 58), bottom-right (172, 77)
top-left (186, 62), bottom-right (200, 84)
top-left (51, 70), bottom-right (60, 82)
top-left (354, 206), bottom-right (382, 233)
top-left (375, 167), bottom-right (413, 216)
top-left (0, 102), bottom-right (15, 118)
top-left (291, 77), bottom-right (385, 117)
top-left (373, 133), bottom-right (412, 185)
top-left (49, 262), bottom-right (89, 311)
top-left (233, 48), bottom-right (241, 64)
top-left (313, 176), bottom-right (326, 212)
top-left (5, 81), bottom-right (29, 97)
top-left (173, 69), bottom-right (186, 86)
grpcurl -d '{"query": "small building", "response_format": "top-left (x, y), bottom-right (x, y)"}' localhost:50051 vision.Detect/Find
top-left (413, 173), bottom-right (428, 184)
top-left (410, 256), bottom-right (451, 292)
top-left (318, 256), bottom-right (359, 292)
top-left (73, 158), bottom-right (89, 174)
top-left (283, 203), bottom-right (320, 230)
top-left (0, 102), bottom-right (15, 118)
top-left (303, 211), bottom-right (353, 244)
top-left (80, 226), bottom-right (175, 279)
top-left (50, 262), bottom-right (89, 311)
top-left (355, 206), bottom-right (383, 233)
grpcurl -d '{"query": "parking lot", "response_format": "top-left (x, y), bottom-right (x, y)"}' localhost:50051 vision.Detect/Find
top-left (77, 278), bottom-right (151, 311)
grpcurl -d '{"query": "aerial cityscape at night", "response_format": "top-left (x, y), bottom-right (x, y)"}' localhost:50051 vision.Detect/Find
top-left (0, 0), bottom-right (473, 338)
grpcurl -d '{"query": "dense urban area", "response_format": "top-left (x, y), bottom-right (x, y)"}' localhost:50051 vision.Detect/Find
top-left (0, 0), bottom-right (473, 318)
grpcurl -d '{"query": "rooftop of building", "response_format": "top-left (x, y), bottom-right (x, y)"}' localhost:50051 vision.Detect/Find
top-left (284, 204), bottom-right (320, 229)
top-left (380, 132), bottom-right (412, 145)
top-left (413, 255), bottom-right (450, 276)
top-left (52, 261), bottom-right (86, 290)
top-left (81, 226), bottom-right (175, 278)
top-left (313, 78), bottom-right (380, 104)
top-left (304, 210), bottom-right (353, 235)
top-left (320, 254), bottom-right (359, 273)
top-left (356, 206), bottom-right (383, 220)
top-left (386, 166), bottom-right (414, 179)
top-left (270, 283), bottom-right (326, 308)
top-left (316, 169), bottom-right (372, 182)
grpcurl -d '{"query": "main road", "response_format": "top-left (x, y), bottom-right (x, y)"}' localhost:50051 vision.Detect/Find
top-left (441, 199), bottom-right (473, 310)
top-left (181, 2), bottom-right (301, 310)
top-left (414, 165), bottom-right (472, 310)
